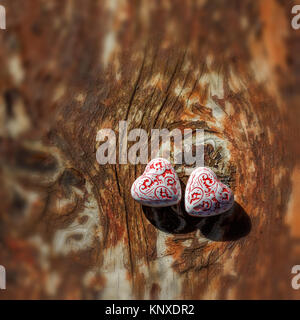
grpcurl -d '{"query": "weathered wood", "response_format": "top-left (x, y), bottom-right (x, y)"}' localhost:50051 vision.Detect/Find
top-left (0, 0), bottom-right (299, 299)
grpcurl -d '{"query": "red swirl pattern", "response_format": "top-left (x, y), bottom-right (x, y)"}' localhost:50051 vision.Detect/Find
top-left (185, 167), bottom-right (234, 217)
top-left (131, 158), bottom-right (181, 207)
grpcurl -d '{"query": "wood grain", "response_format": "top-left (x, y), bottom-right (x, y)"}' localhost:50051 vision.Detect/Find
top-left (0, 0), bottom-right (299, 299)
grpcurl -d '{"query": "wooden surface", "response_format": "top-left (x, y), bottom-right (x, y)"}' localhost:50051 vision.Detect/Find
top-left (0, 0), bottom-right (299, 299)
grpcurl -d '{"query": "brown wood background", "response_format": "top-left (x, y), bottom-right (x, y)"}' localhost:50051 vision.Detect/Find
top-left (0, 0), bottom-right (299, 299)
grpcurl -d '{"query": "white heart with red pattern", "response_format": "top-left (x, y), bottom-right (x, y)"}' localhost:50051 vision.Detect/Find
top-left (131, 158), bottom-right (181, 207)
top-left (185, 167), bottom-right (234, 216)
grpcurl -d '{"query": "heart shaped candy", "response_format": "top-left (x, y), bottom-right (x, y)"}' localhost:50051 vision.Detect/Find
top-left (131, 158), bottom-right (181, 207)
top-left (185, 167), bottom-right (234, 216)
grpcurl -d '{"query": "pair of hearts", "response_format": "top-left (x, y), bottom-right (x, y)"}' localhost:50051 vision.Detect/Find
top-left (131, 158), bottom-right (234, 217)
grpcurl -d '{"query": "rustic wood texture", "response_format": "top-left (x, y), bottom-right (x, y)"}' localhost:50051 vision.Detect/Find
top-left (0, 0), bottom-right (299, 299)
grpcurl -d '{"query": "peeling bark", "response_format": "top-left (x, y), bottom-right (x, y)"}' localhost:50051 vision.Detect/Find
top-left (0, 0), bottom-right (299, 299)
